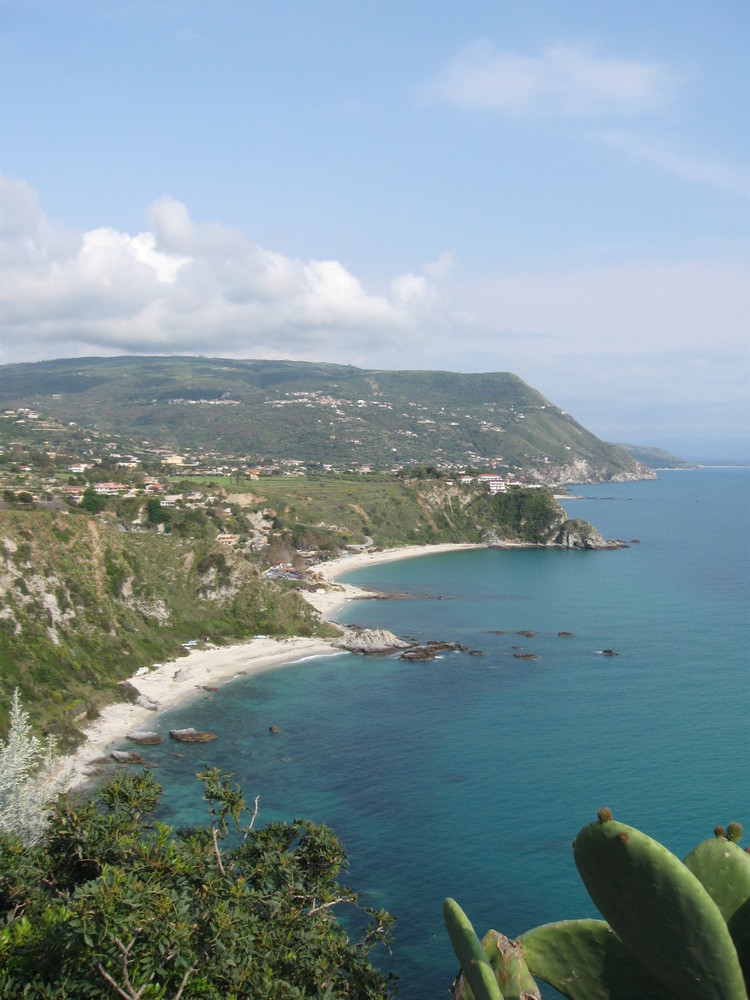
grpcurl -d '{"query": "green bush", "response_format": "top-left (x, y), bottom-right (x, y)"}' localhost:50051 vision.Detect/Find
top-left (0, 769), bottom-right (396, 998)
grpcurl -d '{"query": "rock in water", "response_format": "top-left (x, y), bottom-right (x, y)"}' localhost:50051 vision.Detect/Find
top-left (111, 749), bottom-right (148, 764)
top-left (126, 731), bottom-right (162, 745)
top-left (333, 626), bottom-right (412, 655)
top-left (169, 728), bottom-right (218, 743)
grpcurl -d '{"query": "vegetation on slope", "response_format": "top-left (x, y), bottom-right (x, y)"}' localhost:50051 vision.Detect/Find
top-left (0, 356), bottom-right (650, 482)
top-left (0, 473), bottom-right (597, 742)
top-left (614, 443), bottom-right (698, 469)
top-left (0, 507), bottom-right (331, 743)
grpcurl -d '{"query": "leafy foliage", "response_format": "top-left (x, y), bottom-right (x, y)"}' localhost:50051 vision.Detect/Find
top-left (467, 487), bottom-right (565, 544)
top-left (0, 769), bottom-right (396, 998)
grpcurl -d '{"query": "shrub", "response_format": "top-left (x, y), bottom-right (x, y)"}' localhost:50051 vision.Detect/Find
top-left (0, 768), bottom-right (396, 997)
top-left (0, 689), bottom-right (71, 845)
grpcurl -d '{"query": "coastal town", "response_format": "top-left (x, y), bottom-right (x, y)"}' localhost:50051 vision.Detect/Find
top-left (0, 402), bottom-right (544, 570)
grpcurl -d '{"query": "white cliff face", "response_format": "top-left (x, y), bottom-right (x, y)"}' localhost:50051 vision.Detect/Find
top-left (526, 456), bottom-right (656, 486)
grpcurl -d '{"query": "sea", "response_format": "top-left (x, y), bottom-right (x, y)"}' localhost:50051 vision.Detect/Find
top-left (139, 468), bottom-right (748, 998)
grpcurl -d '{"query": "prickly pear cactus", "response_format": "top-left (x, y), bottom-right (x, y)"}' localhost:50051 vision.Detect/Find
top-left (479, 930), bottom-right (540, 1000)
top-left (684, 831), bottom-right (750, 987)
top-left (573, 812), bottom-right (747, 999)
top-left (443, 898), bottom-right (504, 1000)
top-left (519, 918), bottom-right (664, 999)
top-left (444, 812), bottom-right (749, 1000)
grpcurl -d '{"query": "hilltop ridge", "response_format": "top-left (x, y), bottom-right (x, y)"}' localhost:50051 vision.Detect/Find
top-left (0, 356), bottom-right (653, 485)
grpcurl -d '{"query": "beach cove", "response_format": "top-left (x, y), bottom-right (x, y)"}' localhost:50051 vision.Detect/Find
top-left (60, 542), bottom-right (484, 787)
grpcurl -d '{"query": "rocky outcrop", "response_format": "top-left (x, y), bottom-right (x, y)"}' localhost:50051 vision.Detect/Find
top-left (400, 641), bottom-right (470, 661)
top-left (548, 520), bottom-right (628, 550)
top-left (111, 749), bottom-right (148, 764)
top-left (332, 626), bottom-right (412, 655)
top-left (168, 728), bottom-right (217, 743)
top-left (126, 731), bottom-right (162, 745)
top-left (526, 456), bottom-right (656, 486)
top-left (485, 519), bottom-right (628, 550)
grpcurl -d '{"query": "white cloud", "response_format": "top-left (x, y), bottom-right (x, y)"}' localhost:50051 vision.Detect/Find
top-left (0, 175), bottom-right (746, 449)
top-left (423, 40), bottom-right (677, 118)
top-left (0, 177), bottom-right (443, 363)
top-left (599, 130), bottom-right (750, 198)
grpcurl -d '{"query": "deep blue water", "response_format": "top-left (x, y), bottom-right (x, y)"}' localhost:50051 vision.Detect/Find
top-left (136, 468), bottom-right (749, 998)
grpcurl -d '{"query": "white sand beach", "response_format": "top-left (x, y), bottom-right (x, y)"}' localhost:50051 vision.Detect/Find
top-left (61, 542), bottom-right (485, 788)
top-left (304, 541), bottom-right (485, 616)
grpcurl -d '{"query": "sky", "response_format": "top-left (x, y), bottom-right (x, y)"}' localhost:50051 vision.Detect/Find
top-left (1, 1), bottom-right (748, 460)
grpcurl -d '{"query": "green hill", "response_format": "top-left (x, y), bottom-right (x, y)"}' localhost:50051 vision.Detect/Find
top-left (614, 443), bottom-right (698, 470)
top-left (0, 356), bottom-right (651, 484)
top-left (0, 507), bottom-right (332, 742)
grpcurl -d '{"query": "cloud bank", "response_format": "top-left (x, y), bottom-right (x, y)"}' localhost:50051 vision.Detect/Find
top-left (0, 176), bottom-right (442, 364)
top-left (0, 174), bottom-right (746, 452)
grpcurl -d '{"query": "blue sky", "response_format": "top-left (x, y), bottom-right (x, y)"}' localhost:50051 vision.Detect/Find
top-left (1, 1), bottom-right (748, 459)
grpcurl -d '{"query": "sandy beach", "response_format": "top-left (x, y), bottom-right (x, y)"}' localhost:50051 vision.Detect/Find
top-left (304, 541), bottom-right (485, 616)
top-left (61, 541), bottom-right (485, 788)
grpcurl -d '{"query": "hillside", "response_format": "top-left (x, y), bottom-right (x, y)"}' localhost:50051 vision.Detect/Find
top-left (0, 507), bottom-right (332, 742)
top-left (614, 443), bottom-right (698, 470)
top-left (0, 356), bottom-right (652, 484)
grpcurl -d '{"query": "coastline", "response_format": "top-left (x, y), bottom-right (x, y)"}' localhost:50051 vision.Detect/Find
top-left (60, 541), bottom-right (485, 789)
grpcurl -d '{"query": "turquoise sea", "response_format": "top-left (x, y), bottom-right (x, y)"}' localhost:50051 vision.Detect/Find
top-left (144, 468), bottom-right (749, 997)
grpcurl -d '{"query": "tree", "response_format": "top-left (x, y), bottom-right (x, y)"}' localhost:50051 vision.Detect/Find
top-left (0, 768), bottom-right (396, 997)
top-left (146, 496), bottom-right (171, 526)
top-left (0, 689), bottom-right (70, 845)
top-left (80, 485), bottom-right (106, 514)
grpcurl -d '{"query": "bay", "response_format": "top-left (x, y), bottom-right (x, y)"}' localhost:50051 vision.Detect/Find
top-left (144, 468), bottom-right (749, 997)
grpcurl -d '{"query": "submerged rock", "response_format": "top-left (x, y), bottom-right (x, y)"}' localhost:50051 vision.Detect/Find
top-left (111, 749), bottom-right (148, 764)
top-left (400, 641), bottom-right (469, 662)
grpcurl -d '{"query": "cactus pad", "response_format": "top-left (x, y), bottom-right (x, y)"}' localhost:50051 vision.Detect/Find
top-left (443, 898), bottom-right (504, 1000)
top-left (480, 930), bottom-right (540, 999)
top-left (684, 836), bottom-right (750, 988)
top-left (519, 918), bottom-right (665, 1000)
top-left (573, 817), bottom-right (747, 999)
